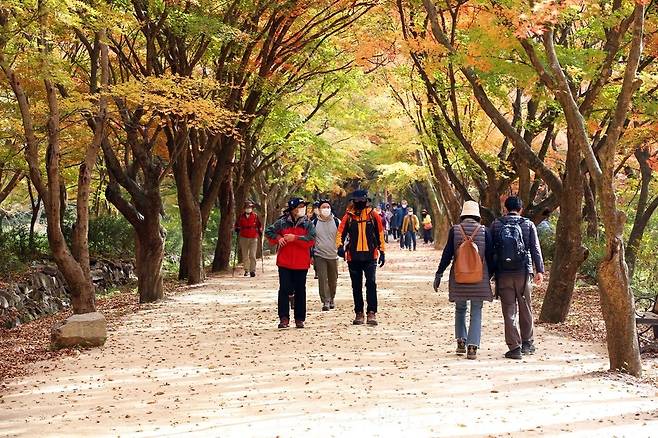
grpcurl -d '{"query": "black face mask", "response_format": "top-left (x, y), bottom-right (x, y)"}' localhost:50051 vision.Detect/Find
top-left (354, 201), bottom-right (367, 209)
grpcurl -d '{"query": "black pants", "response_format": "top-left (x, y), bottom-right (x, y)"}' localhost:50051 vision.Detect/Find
top-left (391, 228), bottom-right (399, 240)
top-left (278, 267), bottom-right (307, 321)
top-left (423, 228), bottom-right (433, 244)
top-left (348, 260), bottom-right (378, 314)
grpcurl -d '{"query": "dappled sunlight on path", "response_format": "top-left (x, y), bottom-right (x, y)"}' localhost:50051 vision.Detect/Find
top-left (1, 244), bottom-right (657, 437)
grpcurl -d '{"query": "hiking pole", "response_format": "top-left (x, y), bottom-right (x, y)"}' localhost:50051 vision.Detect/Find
top-left (260, 201), bottom-right (268, 274)
top-left (231, 234), bottom-right (238, 277)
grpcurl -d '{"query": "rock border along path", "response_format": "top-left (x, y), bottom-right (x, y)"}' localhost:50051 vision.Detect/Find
top-left (2, 244), bottom-right (658, 437)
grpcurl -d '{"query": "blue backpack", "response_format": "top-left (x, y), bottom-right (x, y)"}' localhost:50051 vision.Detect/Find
top-left (496, 217), bottom-right (527, 271)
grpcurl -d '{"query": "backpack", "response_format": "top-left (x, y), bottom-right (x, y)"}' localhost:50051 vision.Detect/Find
top-left (496, 217), bottom-right (527, 271)
top-left (341, 209), bottom-right (381, 260)
top-left (454, 225), bottom-right (484, 284)
top-left (312, 216), bottom-right (340, 228)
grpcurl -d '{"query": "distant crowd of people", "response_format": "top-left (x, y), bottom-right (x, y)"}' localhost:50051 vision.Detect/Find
top-left (233, 190), bottom-right (545, 361)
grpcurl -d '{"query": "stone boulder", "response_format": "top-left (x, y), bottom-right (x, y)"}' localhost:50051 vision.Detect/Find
top-left (51, 312), bottom-right (107, 349)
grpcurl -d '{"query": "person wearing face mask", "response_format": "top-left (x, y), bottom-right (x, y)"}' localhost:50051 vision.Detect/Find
top-left (400, 207), bottom-right (420, 251)
top-left (234, 200), bottom-right (263, 277)
top-left (336, 190), bottom-right (386, 326)
top-left (311, 199), bottom-right (340, 311)
top-left (265, 197), bottom-right (316, 329)
top-left (395, 200), bottom-right (408, 247)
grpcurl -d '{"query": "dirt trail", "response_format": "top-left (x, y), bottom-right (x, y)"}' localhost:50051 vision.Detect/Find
top-left (2, 244), bottom-right (657, 437)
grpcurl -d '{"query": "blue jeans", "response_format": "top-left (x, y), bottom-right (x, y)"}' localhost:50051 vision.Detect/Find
top-left (455, 300), bottom-right (483, 347)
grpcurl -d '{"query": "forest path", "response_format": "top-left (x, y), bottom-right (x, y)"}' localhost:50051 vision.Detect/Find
top-left (2, 243), bottom-right (658, 437)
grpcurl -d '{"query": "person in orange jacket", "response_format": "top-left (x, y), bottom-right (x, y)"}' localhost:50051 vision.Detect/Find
top-left (336, 189), bottom-right (386, 326)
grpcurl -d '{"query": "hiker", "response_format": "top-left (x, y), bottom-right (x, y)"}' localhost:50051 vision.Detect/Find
top-left (384, 204), bottom-right (394, 241)
top-left (312, 199), bottom-right (340, 311)
top-left (265, 197), bottom-right (316, 329)
top-left (336, 189), bottom-right (386, 326)
top-left (490, 196), bottom-right (545, 359)
top-left (234, 201), bottom-right (263, 277)
top-left (395, 200), bottom-right (408, 246)
top-left (400, 207), bottom-right (419, 251)
top-left (389, 202), bottom-right (400, 240)
top-left (536, 208), bottom-right (554, 239)
top-left (433, 201), bottom-right (494, 360)
top-left (421, 209), bottom-right (433, 244)
top-left (375, 205), bottom-right (389, 243)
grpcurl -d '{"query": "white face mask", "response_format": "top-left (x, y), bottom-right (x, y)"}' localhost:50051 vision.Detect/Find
top-left (244, 208), bottom-right (253, 214)
top-left (320, 208), bottom-right (331, 217)
top-left (407, 211), bottom-right (413, 216)
top-left (401, 203), bottom-right (408, 208)
top-left (295, 207), bottom-right (306, 218)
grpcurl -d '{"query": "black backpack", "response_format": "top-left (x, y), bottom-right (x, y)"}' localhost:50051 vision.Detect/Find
top-left (496, 217), bottom-right (528, 271)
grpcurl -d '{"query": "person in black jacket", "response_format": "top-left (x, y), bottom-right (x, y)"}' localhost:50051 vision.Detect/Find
top-left (490, 196), bottom-right (545, 360)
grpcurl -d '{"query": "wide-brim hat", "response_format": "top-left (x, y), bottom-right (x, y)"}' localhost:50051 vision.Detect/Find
top-left (244, 200), bottom-right (255, 208)
top-left (317, 198), bottom-right (332, 208)
top-left (460, 200), bottom-right (481, 218)
top-left (285, 197), bottom-right (307, 212)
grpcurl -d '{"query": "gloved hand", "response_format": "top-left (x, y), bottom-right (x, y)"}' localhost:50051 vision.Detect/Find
top-left (337, 247), bottom-right (345, 259)
top-left (433, 271), bottom-right (441, 292)
top-left (378, 252), bottom-right (385, 268)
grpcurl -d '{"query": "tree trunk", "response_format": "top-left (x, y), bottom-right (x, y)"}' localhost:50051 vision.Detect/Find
top-left (539, 135), bottom-right (587, 323)
top-left (135, 223), bottom-right (164, 303)
top-left (598, 236), bottom-right (642, 376)
top-left (176, 166), bottom-right (204, 285)
top-left (212, 172), bottom-right (235, 272)
top-left (583, 176), bottom-right (598, 238)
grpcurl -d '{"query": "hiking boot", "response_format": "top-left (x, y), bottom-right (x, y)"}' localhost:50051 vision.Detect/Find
top-left (521, 341), bottom-right (536, 355)
top-left (505, 347), bottom-right (522, 360)
top-left (353, 312), bottom-right (365, 325)
top-left (295, 320), bottom-right (305, 329)
top-left (278, 317), bottom-right (290, 329)
top-left (329, 300), bottom-right (335, 309)
top-left (250, 272), bottom-right (256, 278)
top-left (244, 271), bottom-right (249, 277)
top-left (289, 294), bottom-right (295, 310)
top-left (322, 303), bottom-right (330, 311)
top-left (366, 311), bottom-right (378, 326)
top-left (467, 345), bottom-right (478, 360)
top-left (456, 339), bottom-right (466, 355)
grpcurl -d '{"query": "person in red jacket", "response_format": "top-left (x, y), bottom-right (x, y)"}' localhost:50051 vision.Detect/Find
top-left (265, 197), bottom-right (316, 329)
top-left (235, 200), bottom-right (263, 277)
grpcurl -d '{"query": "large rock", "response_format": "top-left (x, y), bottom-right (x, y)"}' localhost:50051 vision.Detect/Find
top-left (51, 312), bottom-right (107, 349)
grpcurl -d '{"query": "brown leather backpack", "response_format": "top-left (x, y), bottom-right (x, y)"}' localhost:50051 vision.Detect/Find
top-left (454, 225), bottom-right (483, 284)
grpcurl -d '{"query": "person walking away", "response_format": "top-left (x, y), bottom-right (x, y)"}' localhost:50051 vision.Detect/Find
top-left (235, 201), bottom-right (262, 277)
top-left (421, 209), bottom-right (433, 244)
top-left (396, 200), bottom-right (408, 247)
top-left (265, 197), bottom-right (316, 329)
top-left (490, 196), bottom-right (545, 359)
top-left (433, 201), bottom-right (494, 359)
top-left (336, 190), bottom-right (386, 326)
top-left (400, 207), bottom-right (420, 250)
top-left (312, 199), bottom-right (340, 311)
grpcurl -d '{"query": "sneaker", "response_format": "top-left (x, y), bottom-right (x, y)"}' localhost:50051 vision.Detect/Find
top-left (295, 320), bottom-right (305, 329)
top-left (329, 300), bottom-right (335, 309)
top-left (456, 339), bottom-right (466, 355)
top-left (322, 304), bottom-right (329, 311)
top-left (467, 345), bottom-right (478, 360)
top-left (289, 294), bottom-right (294, 310)
top-left (505, 347), bottom-right (522, 360)
top-left (250, 272), bottom-right (256, 278)
top-left (521, 342), bottom-right (536, 355)
top-left (244, 271), bottom-right (249, 277)
top-left (366, 311), bottom-right (378, 326)
top-left (353, 312), bottom-right (365, 325)
top-left (278, 317), bottom-right (290, 329)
